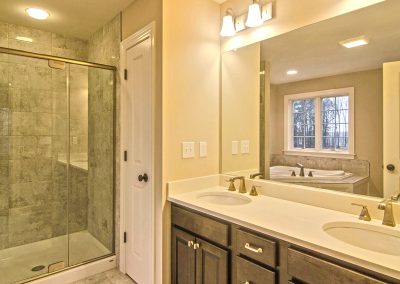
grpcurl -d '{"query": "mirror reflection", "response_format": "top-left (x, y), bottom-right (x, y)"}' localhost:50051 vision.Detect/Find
top-left (221, 1), bottom-right (400, 198)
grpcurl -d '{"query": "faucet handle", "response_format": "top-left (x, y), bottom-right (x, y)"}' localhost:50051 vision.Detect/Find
top-left (250, 185), bottom-right (260, 196)
top-left (351, 203), bottom-right (371, 221)
top-left (391, 193), bottom-right (400, 201)
top-left (226, 179), bottom-right (236, 191)
top-left (289, 170), bottom-right (296, 177)
top-left (308, 170), bottom-right (315, 177)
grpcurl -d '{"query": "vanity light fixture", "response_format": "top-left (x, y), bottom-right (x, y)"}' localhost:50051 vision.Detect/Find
top-left (287, 70), bottom-right (298, 75)
top-left (15, 36), bottom-right (33, 43)
top-left (220, 2), bottom-right (273, 37)
top-left (245, 1), bottom-right (263, 28)
top-left (339, 36), bottom-right (369, 49)
top-left (26, 8), bottom-right (50, 20)
top-left (220, 9), bottom-right (236, 37)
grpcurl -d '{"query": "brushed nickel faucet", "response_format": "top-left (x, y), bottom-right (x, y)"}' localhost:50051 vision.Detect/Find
top-left (250, 173), bottom-right (263, 179)
top-left (378, 193), bottom-right (400, 227)
top-left (296, 163), bottom-right (305, 177)
top-left (229, 176), bottom-right (247, 193)
top-left (351, 203), bottom-right (371, 221)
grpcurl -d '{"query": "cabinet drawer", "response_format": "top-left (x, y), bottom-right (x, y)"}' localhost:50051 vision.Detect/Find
top-left (236, 256), bottom-right (275, 284)
top-left (287, 248), bottom-right (385, 284)
top-left (172, 205), bottom-right (229, 246)
top-left (237, 229), bottom-right (277, 267)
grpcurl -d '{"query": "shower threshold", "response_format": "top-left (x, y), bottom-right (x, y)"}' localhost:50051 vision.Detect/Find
top-left (0, 230), bottom-right (111, 284)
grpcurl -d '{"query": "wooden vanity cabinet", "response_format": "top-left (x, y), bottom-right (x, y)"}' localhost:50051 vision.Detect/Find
top-left (171, 204), bottom-right (398, 284)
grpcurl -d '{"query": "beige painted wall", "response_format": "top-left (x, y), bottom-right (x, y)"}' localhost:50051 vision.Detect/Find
top-left (162, 0), bottom-right (220, 283)
top-left (221, 43), bottom-right (260, 174)
top-left (270, 69), bottom-right (383, 196)
top-left (220, 0), bottom-right (384, 51)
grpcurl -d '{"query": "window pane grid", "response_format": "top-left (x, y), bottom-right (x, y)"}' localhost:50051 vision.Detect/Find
top-left (291, 99), bottom-right (315, 149)
top-left (321, 96), bottom-right (349, 150)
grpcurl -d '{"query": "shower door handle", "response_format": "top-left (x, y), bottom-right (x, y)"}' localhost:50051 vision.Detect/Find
top-left (138, 173), bottom-right (148, 182)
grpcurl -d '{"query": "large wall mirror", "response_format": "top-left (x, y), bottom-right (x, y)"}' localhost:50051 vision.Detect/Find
top-left (221, 0), bottom-right (400, 198)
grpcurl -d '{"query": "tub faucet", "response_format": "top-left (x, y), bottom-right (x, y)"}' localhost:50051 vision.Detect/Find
top-left (250, 173), bottom-right (263, 179)
top-left (296, 163), bottom-right (305, 177)
top-left (378, 193), bottom-right (400, 227)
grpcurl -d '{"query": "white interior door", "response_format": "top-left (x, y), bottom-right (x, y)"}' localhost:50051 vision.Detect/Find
top-left (383, 61), bottom-right (400, 198)
top-left (124, 36), bottom-right (153, 283)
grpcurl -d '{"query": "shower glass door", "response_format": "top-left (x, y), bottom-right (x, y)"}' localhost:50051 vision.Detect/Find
top-left (0, 50), bottom-right (115, 284)
top-left (0, 53), bottom-right (69, 283)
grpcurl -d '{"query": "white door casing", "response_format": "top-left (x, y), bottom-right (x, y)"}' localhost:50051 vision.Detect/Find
top-left (383, 61), bottom-right (400, 198)
top-left (120, 23), bottom-right (155, 284)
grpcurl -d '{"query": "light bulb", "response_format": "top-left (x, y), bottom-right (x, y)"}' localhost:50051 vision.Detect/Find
top-left (26, 8), bottom-right (49, 20)
top-left (220, 13), bottom-right (236, 37)
top-left (245, 2), bottom-right (263, 28)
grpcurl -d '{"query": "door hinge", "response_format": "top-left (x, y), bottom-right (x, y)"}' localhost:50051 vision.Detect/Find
top-left (124, 232), bottom-right (127, 243)
top-left (124, 151), bottom-right (127, 161)
top-left (124, 69), bottom-right (128, 80)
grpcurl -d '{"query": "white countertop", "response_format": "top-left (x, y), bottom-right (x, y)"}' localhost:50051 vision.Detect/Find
top-left (168, 184), bottom-right (400, 280)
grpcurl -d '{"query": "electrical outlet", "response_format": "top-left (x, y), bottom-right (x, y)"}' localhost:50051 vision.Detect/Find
top-left (182, 142), bottom-right (195, 158)
top-left (232, 141), bottom-right (239, 155)
top-left (199, 141), bottom-right (207, 157)
top-left (241, 140), bottom-right (250, 154)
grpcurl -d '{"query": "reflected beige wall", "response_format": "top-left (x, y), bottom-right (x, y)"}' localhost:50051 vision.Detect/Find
top-left (221, 43), bottom-right (260, 174)
top-left (270, 69), bottom-right (383, 196)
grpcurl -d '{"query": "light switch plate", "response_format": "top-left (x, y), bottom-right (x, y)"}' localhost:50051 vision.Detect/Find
top-left (199, 141), bottom-right (207, 157)
top-left (232, 141), bottom-right (239, 155)
top-left (241, 140), bottom-right (250, 154)
top-left (182, 142), bottom-right (195, 158)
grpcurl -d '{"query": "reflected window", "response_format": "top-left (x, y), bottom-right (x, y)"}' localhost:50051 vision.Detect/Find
top-left (284, 87), bottom-right (354, 158)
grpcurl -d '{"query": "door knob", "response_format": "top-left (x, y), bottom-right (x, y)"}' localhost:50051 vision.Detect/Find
top-left (387, 164), bottom-right (395, 171)
top-left (138, 173), bottom-right (148, 182)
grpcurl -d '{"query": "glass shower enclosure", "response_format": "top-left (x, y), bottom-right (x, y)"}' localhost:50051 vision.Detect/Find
top-left (0, 47), bottom-right (115, 283)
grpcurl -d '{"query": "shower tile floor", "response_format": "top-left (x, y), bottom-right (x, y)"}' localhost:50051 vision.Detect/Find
top-left (0, 230), bottom-right (111, 284)
top-left (72, 269), bottom-right (135, 284)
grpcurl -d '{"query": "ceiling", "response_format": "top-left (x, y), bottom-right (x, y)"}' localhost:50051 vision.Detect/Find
top-left (0, 0), bottom-right (135, 40)
top-left (261, 0), bottom-right (400, 84)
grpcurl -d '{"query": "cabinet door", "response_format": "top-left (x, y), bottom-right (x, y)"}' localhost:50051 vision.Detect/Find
top-left (172, 227), bottom-right (196, 284)
top-left (195, 238), bottom-right (229, 284)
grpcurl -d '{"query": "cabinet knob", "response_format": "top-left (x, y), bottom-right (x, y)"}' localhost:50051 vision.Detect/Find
top-left (187, 241), bottom-right (194, 248)
top-left (387, 164), bottom-right (395, 171)
top-left (193, 243), bottom-right (200, 250)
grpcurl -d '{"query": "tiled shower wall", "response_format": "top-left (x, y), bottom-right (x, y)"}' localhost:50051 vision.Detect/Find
top-left (0, 22), bottom-right (88, 249)
top-left (87, 15), bottom-right (120, 252)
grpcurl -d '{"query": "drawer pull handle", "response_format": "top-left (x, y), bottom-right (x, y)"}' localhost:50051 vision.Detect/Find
top-left (187, 241), bottom-right (194, 248)
top-left (245, 243), bottom-right (263, 254)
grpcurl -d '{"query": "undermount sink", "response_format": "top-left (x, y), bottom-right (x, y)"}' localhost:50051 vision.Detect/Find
top-left (323, 221), bottom-right (400, 256)
top-left (196, 192), bottom-right (252, 206)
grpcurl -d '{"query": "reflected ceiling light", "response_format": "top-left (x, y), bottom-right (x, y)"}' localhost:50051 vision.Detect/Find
top-left (26, 8), bottom-right (49, 20)
top-left (287, 70), bottom-right (298, 75)
top-left (339, 36), bottom-right (369, 49)
top-left (16, 36), bottom-right (33, 42)
top-left (245, 1), bottom-right (263, 28)
top-left (220, 9), bottom-right (236, 37)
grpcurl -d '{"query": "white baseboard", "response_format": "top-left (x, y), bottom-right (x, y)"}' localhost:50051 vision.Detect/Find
top-left (30, 256), bottom-right (116, 284)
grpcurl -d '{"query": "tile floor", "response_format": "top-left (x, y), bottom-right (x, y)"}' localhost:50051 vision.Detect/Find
top-left (72, 269), bottom-right (136, 284)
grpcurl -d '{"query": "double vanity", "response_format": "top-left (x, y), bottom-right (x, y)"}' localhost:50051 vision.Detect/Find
top-left (168, 175), bottom-right (400, 284)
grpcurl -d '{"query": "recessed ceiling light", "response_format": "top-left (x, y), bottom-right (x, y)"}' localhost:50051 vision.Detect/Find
top-left (287, 70), bottom-right (298, 75)
top-left (339, 36), bottom-right (369, 49)
top-left (16, 36), bottom-right (33, 43)
top-left (26, 8), bottom-right (49, 20)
